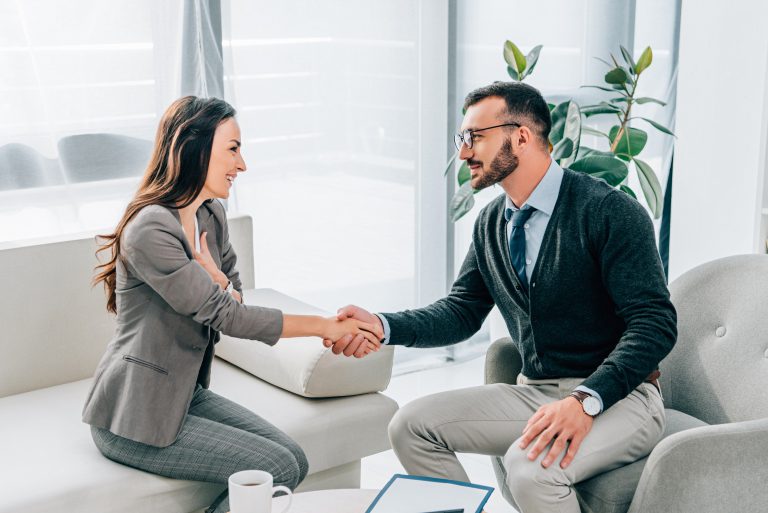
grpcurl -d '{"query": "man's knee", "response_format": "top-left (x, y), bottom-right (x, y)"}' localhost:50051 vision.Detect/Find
top-left (387, 399), bottom-right (431, 451)
top-left (503, 444), bottom-right (570, 503)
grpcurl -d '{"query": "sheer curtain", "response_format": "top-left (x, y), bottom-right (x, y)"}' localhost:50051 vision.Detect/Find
top-left (222, 2), bottom-right (422, 311)
top-left (0, 0), bottom-right (185, 243)
top-left (221, 0), bottom-right (453, 371)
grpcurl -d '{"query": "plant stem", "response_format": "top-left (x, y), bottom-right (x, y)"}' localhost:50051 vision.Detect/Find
top-left (609, 74), bottom-right (640, 153)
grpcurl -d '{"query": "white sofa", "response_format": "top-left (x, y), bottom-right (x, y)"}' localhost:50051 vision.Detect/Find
top-left (0, 215), bottom-right (399, 513)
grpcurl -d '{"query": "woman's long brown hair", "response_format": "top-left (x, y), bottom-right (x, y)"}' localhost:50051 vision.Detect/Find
top-left (94, 96), bottom-right (236, 313)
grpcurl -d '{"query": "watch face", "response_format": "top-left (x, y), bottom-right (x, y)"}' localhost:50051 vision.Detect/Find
top-left (582, 396), bottom-right (601, 416)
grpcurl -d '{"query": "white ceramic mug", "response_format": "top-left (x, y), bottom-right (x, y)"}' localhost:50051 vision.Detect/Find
top-left (228, 470), bottom-right (293, 513)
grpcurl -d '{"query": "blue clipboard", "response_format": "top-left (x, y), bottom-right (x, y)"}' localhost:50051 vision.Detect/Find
top-left (365, 474), bottom-right (494, 513)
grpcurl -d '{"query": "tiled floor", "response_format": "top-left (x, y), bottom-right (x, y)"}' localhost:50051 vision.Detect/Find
top-left (360, 355), bottom-right (519, 513)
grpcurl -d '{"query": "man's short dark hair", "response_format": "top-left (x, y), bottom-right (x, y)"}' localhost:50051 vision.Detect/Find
top-left (463, 82), bottom-right (552, 146)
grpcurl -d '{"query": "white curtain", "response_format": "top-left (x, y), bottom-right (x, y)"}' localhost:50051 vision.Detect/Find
top-left (221, 0), bottom-right (425, 317)
top-left (0, 0), bottom-right (186, 242)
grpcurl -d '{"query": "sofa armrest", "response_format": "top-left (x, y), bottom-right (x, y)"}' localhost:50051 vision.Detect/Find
top-left (484, 337), bottom-right (522, 385)
top-left (628, 417), bottom-right (768, 513)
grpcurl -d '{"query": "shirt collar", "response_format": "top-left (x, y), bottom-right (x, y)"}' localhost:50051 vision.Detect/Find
top-left (504, 158), bottom-right (564, 218)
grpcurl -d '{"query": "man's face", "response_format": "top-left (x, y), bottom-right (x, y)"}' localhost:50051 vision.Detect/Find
top-left (458, 97), bottom-right (519, 190)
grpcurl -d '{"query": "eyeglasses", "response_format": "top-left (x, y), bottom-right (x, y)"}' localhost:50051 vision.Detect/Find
top-left (453, 123), bottom-right (521, 151)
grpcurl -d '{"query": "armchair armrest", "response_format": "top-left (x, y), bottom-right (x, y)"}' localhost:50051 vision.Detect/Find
top-left (484, 337), bottom-right (522, 385)
top-left (628, 417), bottom-right (768, 513)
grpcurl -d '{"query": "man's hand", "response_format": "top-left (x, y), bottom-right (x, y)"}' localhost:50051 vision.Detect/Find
top-left (518, 396), bottom-right (594, 469)
top-left (322, 305), bottom-right (384, 358)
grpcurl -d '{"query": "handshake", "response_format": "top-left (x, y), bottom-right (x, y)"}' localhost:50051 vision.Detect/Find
top-left (321, 305), bottom-right (384, 359)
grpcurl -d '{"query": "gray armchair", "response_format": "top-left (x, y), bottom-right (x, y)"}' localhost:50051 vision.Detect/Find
top-left (485, 254), bottom-right (768, 513)
top-left (58, 133), bottom-right (152, 183)
top-left (0, 143), bottom-right (63, 190)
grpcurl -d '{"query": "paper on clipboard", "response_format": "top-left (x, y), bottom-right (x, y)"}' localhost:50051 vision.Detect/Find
top-left (365, 474), bottom-right (494, 513)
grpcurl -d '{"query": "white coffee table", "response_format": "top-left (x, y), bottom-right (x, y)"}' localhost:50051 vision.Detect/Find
top-left (272, 488), bottom-right (379, 513)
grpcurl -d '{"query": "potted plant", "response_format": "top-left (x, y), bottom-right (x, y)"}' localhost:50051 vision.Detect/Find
top-left (448, 41), bottom-right (674, 222)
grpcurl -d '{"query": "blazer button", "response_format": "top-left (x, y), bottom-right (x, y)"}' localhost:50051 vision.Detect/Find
top-left (515, 285), bottom-right (521, 291)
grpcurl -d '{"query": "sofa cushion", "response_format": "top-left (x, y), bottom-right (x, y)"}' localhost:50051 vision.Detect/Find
top-left (0, 359), bottom-right (398, 513)
top-left (216, 289), bottom-right (395, 398)
top-left (575, 409), bottom-right (709, 513)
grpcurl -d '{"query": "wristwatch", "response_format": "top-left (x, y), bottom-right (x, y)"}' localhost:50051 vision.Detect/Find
top-left (224, 280), bottom-right (234, 294)
top-left (570, 391), bottom-right (601, 417)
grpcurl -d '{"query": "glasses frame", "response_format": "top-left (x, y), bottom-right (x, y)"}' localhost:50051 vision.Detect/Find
top-left (453, 122), bottom-right (521, 151)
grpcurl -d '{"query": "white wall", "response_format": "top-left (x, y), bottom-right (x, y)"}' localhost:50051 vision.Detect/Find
top-left (670, 0), bottom-right (768, 280)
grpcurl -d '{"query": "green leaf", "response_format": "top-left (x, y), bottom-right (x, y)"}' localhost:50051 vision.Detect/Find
top-left (620, 184), bottom-right (638, 199)
top-left (570, 155), bottom-right (629, 186)
top-left (547, 103), bottom-right (557, 112)
top-left (507, 66), bottom-right (519, 81)
top-left (620, 45), bottom-right (636, 74)
top-left (636, 117), bottom-right (675, 136)
top-left (443, 151), bottom-right (458, 177)
top-left (504, 41), bottom-right (527, 77)
top-left (578, 147), bottom-right (616, 159)
top-left (609, 126), bottom-right (648, 157)
top-left (610, 97), bottom-right (630, 103)
top-left (560, 101), bottom-right (582, 167)
top-left (552, 137), bottom-right (574, 161)
top-left (605, 67), bottom-right (630, 85)
top-left (582, 126), bottom-right (610, 139)
top-left (635, 97), bottom-right (667, 106)
top-left (581, 102), bottom-right (622, 117)
top-left (635, 46), bottom-right (653, 74)
top-left (581, 85), bottom-right (620, 93)
top-left (457, 161), bottom-right (471, 186)
top-left (594, 57), bottom-right (613, 68)
top-left (520, 45), bottom-right (543, 80)
top-left (450, 182), bottom-right (476, 222)
top-left (549, 101), bottom-right (572, 146)
top-left (634, 158), bottom-right (663, 218)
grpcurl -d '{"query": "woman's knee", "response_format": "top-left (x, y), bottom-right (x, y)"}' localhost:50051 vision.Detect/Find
top-left (260, 445), bottom-right (304, 490)
top-left (286, 442), bottom-right (309, 485)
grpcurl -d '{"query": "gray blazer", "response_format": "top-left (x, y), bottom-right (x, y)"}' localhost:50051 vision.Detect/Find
top-left (82, 199), bottom-right (283, 447)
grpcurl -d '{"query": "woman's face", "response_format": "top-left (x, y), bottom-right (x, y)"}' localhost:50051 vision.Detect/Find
top-left (201, 117), bottom-right (246, 200)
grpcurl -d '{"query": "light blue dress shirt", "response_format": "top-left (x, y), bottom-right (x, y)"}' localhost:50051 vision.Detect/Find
top-left (378, 158), bottom-right (603, 412)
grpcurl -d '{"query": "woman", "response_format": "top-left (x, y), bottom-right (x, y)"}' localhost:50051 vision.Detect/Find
top-left (82, 96), bottom-right (381, 513)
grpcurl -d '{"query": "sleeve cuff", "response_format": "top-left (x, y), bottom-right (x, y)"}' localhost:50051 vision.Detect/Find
top-left (375, 313), bottom-right (391, 344)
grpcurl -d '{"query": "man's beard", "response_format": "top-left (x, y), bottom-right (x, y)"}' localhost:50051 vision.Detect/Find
top-left (472, 138), bottom-right (519, 191)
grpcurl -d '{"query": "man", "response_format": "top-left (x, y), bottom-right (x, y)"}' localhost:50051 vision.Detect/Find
top-left (326, 81), bottom-right (676, 512)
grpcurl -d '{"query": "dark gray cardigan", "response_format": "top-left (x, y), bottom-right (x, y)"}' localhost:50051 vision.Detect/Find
top-left (383, 168), bottom-right (677, 411)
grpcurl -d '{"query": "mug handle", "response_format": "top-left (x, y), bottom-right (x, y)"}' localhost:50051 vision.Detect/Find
top-left (272, 485), bottom-right (292, 513)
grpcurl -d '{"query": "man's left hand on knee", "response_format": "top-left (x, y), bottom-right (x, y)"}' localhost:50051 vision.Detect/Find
top-left (518, 397), bottom-right (594, 470)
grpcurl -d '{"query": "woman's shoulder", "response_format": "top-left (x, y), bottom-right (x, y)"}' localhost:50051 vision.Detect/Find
top-left (123, 204), bottom-right (181, 246)
top-left (129, 204), bottom-right (178, 230)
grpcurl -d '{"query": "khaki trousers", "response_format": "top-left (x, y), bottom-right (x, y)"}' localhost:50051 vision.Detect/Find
top-left (388, 376), bottom-right (665, 513)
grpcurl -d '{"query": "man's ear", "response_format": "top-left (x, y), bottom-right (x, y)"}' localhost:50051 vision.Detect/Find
top-left (516, 125), bottom-right (534, 150)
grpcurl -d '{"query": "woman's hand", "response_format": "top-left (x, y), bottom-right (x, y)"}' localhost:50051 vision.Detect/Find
top-left (193, 231), bottom-right (228, 289)
top-left (322, 317), bottom-right (381, 355)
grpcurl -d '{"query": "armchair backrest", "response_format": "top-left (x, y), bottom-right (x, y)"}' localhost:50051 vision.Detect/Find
top-left (663, 254), bottom-right (768, 425)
